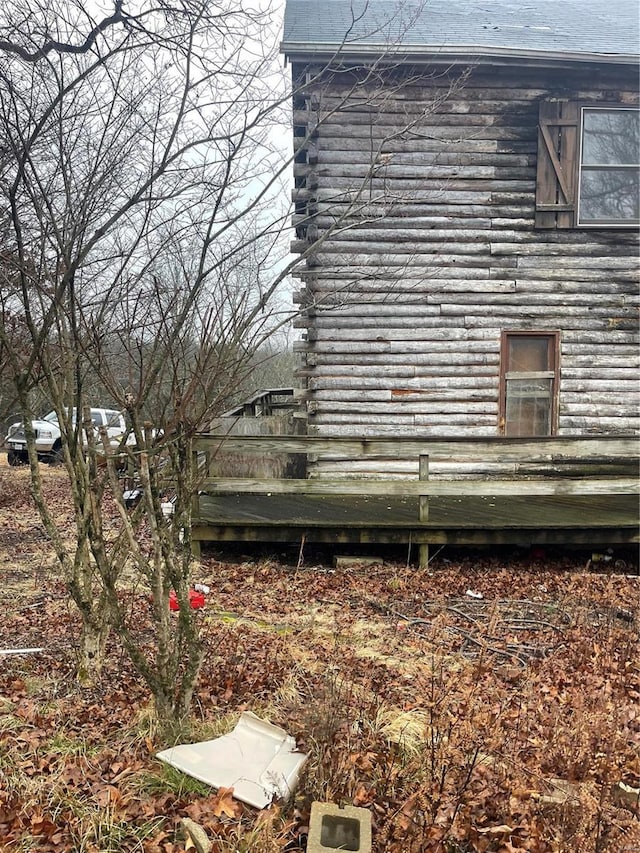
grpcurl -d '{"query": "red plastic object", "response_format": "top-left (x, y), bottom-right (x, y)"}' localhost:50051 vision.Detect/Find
top-left (169, 589), bottom-right (206, 611)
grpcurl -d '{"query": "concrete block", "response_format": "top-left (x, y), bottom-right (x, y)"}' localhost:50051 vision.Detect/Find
top-left (307, 802), bottom-right (372, 853)
top-left (333, 556), bottom-right (382, 569)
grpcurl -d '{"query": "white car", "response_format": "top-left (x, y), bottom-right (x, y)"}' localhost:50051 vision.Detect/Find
top-left (5, 408), bottom-right (127, 465)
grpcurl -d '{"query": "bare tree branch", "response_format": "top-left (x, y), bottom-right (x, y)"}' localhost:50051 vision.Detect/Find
top-left (0, 1), bottom-right (126, 61)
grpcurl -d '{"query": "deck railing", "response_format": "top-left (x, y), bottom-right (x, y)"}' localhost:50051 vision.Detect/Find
top-left (191, 434), bottom-right (639, 562)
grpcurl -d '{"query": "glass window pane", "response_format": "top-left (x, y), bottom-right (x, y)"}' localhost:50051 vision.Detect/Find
top-left (582, 109), bottom-right (639, 166)
top-left (503, 334), bottom-right (556, 436)
top-left (507, 336), bottom-right (551, 372)
top-left (505, 378), bottom-right (553, 436)
top-left (579, 168), bottom-right (640, 223)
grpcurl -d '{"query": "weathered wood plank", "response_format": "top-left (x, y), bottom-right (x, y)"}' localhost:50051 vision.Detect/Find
top-left (310, 402), bottom-right (497, 414)
top-left (305, 123), bottom-right (539, 141)
top-left (303, 315), bottom-right (637, 332)
top-left (302, 291), bottom-right (635, 310)
top-left (308, 228), bottom-right (638, 248)
top-left (299, 327), bottom-right (636, 344)
top-left (296, 109), bottom-right (534, 128)
top-left (306, 389), bottom-right (640, 406)
top-left (303, 379), bottom-right (500, 395)
top-left (317, 83), bottom-right (638, 103)
top-left (311, 151), bottom-right (535, 167)
top-left (200, 477), bottom-right (639, 497)
top-left (306, 188), bottom-right (498, 204)
top-left (195, 434), bottom-right (640, 460)
top-left (306, 353), bottom-right (634, 372)
top-left (300, 203), bottom-right (535, 218)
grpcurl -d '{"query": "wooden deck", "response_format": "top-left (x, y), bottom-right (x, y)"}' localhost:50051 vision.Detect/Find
top-left (194, 494), bottom-right (638, 547)
top-left (191, 435), bottom-right (640, 556)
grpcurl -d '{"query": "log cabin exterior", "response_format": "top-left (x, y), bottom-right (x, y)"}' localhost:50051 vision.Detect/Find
top-left (281, 0), bottom-right (640, 480)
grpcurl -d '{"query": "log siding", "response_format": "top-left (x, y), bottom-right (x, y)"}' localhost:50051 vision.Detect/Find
top-left (290, 63), bottom-right (639, 475)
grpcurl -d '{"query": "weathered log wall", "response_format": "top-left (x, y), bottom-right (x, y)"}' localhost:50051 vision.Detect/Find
top-left (290, 62), bottom-right (640, 476)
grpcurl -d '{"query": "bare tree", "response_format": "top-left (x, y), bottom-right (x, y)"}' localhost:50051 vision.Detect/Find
top-left (0, 0), bottom-right (296, 719)
top-left (0, 0), bottom-right (467, 725)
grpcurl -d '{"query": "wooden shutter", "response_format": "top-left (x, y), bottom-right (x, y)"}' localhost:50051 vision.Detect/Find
top-left (535, 100), bottom-right (579, 229)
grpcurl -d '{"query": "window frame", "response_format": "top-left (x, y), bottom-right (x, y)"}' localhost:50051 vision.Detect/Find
top-left (499, 331), bottom-right (560, 437)
top-left (576, 105), bottom-right (640, 228)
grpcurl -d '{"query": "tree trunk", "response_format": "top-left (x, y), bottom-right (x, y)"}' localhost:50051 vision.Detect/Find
top-left (77, 619), bottom-right (110, 687)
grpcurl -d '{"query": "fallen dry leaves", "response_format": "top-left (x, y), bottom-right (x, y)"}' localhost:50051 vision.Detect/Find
top-left (0, 459), bottom-right (638, 852)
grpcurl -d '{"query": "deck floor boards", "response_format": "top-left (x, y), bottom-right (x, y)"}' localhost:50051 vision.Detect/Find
top-left (194, 493), bottom-right (639, 546)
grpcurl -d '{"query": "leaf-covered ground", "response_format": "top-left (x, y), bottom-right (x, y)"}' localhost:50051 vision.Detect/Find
top-left (0, 460), bottom-right (638, 852)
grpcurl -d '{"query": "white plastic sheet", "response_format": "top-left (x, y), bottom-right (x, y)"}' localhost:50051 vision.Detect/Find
top-left (156, 711), bottom-right (307, 809)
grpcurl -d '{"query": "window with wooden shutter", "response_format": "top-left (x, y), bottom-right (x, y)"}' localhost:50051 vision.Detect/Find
top-left (499, 332), bottom-right (559, 436)
top-left (536, 100), bottom-right (640, 229)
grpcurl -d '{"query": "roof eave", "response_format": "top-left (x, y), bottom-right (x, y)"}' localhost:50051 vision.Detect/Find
top-left (280, 42), bottom-right (640, 67)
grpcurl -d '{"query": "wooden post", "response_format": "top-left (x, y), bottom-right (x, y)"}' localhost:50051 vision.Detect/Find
top-left (191, 537), bottom-right (201, 560)
top-left (419, 454), bottom-right (429, 568)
